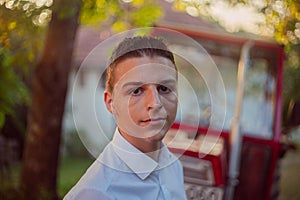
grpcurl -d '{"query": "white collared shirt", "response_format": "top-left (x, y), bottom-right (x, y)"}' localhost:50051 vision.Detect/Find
top-left (64, 129), bottom-right (187, 200)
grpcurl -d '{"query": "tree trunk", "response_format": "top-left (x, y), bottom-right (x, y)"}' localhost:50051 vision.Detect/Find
top-left (20, 0), bottom-right (81, 199)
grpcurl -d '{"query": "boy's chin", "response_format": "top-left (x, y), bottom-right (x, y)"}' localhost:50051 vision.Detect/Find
top-left (119, 124), bottom-right (169, 139)
top-left (144, 129), bottom-right (168, 141)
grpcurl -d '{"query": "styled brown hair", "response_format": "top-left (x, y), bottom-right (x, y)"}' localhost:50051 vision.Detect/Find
top-left (106, 36), bottom-right (176, 92)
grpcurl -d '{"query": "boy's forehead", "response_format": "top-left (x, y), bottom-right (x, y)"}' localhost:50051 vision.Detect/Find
top-left (113, 56), bottom-right (177, 86)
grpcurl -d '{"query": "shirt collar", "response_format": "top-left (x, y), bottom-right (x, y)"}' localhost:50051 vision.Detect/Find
top-left (111, 129), bottom-right (174, 180)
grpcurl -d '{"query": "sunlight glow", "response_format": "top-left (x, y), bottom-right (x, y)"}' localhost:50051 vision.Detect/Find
top-left (5, 0), bottom-right (14, 9)
top-left (121, 0), bottom-right (133, 3)
top-left (272, 0), bottom-right (286, 17)
top-left (23, 3), bottom-right (30, 10)
top-left (167, 0), bottom-right (273, 37)
top-left (186, 6), bottom-right (199, 17)
top-left (32, 8), bottom-right (51, 26)
top-left (209, 2), bottom-right (268, 35)
top-left (295, 23), bottom-right (300, 39)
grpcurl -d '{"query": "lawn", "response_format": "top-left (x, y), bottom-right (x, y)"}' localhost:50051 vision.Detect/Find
top-left (0, 156), bottom-right (93, 199)
top-left (58, 156), bottom-right (93, 197)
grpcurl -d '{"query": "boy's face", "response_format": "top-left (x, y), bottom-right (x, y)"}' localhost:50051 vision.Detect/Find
top-left (104, 56), bottom-right (178, 141)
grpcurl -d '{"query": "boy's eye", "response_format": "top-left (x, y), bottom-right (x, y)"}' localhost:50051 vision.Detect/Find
top-left (158, 85), bottom-right (171, 93)
top-left (132, 88), bottom-right (142, 95)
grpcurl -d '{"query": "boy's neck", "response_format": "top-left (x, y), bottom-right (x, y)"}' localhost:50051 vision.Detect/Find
top-left (119, 129), bottom-right (162, 162)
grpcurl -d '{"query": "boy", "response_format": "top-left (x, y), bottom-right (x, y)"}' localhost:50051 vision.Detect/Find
top-left (64, 36), bottom-right (187, 199)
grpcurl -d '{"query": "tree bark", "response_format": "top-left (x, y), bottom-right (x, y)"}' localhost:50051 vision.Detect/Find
top-left (20, 0), bottom-right (81, 199)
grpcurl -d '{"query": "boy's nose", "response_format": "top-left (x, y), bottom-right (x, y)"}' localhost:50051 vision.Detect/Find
top-left (146, 87), bottom-right (162, 110)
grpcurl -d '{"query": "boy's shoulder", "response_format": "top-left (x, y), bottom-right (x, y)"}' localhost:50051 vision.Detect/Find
top-left (63, 143), bottom-right (120, 199)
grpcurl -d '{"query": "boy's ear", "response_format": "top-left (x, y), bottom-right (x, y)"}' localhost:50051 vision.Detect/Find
top-left (104, 91), bottom-right (114, 114)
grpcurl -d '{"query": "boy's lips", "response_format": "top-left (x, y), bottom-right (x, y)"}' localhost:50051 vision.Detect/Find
top-left (140, 118), bottom-right (166, 125)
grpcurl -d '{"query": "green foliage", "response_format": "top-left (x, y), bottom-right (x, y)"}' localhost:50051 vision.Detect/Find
top-left (131, 4), bottom-right (162, 27)
top-left (262, 0), bottom-right (300, 50)
top-left (80, 0), bottom-right (162, 32)
top-left (0, 3), bottom-right (46, 129)
top-left (0, 45), bottom-right (29, 129)
top-left (58, 157), bottom-right (93, 197)
top-left (62, 129), bottom-right (91, 158)
top-left (283, 44), bottom-right (300, 105)
top-left (0, 0), bottom-right (52, 26)
top-left (0, 1), bottom-right (164, 129)
top-left (80, 0), bottom-right (117, 25)
top-left (172, 0), bottom-right (300, 48)
top-left (277, 46), bottom-right (300, 125)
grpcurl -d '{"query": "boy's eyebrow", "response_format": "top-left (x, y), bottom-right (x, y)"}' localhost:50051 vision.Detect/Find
top-left (122, 81), bottom-right (144, 88)
top-left (159, 79), bottom-right (177, 85)
top-left (122, 79), bottom-right (177, 88)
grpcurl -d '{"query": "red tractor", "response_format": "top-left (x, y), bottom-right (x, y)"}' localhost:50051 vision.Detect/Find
top-left (153, 26), bottom-right (300, 200)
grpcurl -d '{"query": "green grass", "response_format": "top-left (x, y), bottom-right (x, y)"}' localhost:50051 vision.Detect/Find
top-left (0, 156), bottom-right (93, 199)
top-left (58, 156), bottom-right (93, 198)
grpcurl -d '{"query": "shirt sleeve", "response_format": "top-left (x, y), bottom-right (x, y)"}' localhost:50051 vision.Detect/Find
top-left (64, 188), bottom-right (111, 200)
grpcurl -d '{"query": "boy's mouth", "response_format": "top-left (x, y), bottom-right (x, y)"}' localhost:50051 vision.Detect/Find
top-left (140, 118), bottom-right (166, 125)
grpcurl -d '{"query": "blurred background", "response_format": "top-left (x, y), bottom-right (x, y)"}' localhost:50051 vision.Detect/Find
top-left (0, 0), bottom-right (300, 199)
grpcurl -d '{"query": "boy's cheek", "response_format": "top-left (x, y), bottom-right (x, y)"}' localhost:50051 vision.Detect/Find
top-left (163, 97), bottom-right (178, 110)
top-left (162, 92), bottom-right (178, 103)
